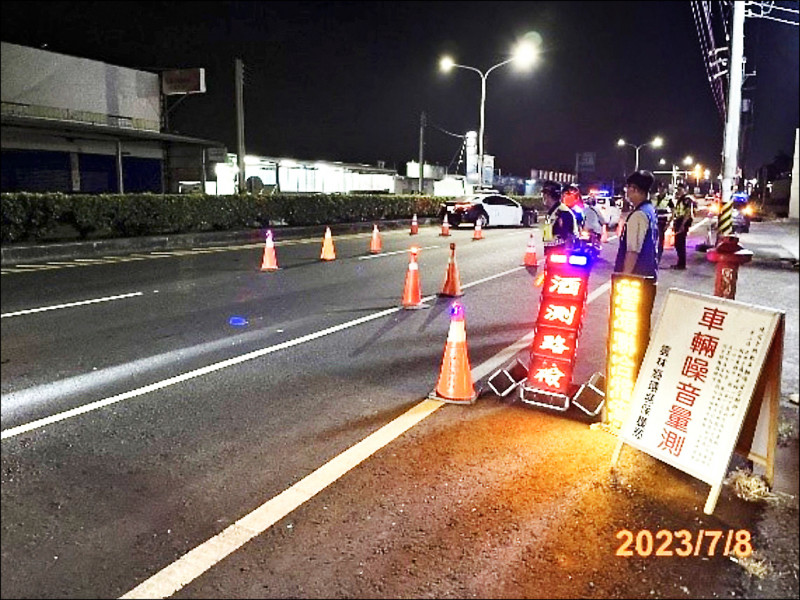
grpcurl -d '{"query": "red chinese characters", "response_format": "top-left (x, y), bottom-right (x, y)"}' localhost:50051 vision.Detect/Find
top-left (658, 306), bottom-right (729, 457)
top-left (526, 254), bottom-right (590, 397)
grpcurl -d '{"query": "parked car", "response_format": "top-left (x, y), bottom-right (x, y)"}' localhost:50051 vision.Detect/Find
top-left (438, 191), bottom-right (538, 228)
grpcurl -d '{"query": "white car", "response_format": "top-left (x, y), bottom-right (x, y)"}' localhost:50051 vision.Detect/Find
top-left (590, 191), bottom-right (622, 229)
top-left (438, 192), bottom-right (538, 228)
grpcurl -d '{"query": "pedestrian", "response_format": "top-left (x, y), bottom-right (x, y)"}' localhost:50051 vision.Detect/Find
top-left (671, 182), bottom-right (695, 270)
top-left (652, 184), bottom-right (675, 264)
top-left (542, 181), bottom-right (579, 253)
top-left (614, 170), bottom-right (659, 279)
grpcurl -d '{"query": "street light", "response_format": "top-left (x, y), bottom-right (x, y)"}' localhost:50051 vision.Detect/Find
top-left (616, 136), bottom-right (663, 172)
top-left (655, 155), bottom-right (695, 190)
top-left (440, 40), bottom-right (538, 186)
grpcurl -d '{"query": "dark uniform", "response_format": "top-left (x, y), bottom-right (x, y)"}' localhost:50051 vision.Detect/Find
top-left (653, 192), bottom-right (674, 263)
top-left (671, 190), bottom-right (694, 270)
top-left (548, 201), bottom-right (579, 247)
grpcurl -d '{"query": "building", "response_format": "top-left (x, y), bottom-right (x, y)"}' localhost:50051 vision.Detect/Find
top-left (1, 42), bottom-right (225, 194)
top-left (208, 154), bottom-right (401, 195)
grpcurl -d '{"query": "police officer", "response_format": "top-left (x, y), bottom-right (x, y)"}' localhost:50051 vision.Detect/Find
top-left (562, 183), bottom-right (586, 228)
top-left (671, 182), bottom-right (695, 270)
top-left (615, 170), bottom-right (659, 279)
top-left (652, 185), bottom-right (674, 264)
top-left (542, 181), bottom-right (579, 251)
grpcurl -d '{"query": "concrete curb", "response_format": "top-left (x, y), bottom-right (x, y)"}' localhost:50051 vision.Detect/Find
top-left (0, 218), bottom-right (440, 265)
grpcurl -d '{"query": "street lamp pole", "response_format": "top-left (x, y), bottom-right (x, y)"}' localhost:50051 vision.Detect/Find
top-left (440, 43), bottom-right (537, 187)
top-left (617, 137), bottom-right (663, 173)
top-left (444, 59), bottom-right (514, 186)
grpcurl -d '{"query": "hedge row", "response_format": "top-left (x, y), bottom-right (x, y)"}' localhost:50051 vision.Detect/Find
top-left (1, 192), bottom-right (546, 244)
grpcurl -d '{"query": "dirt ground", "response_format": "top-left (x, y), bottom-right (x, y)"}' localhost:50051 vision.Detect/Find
top-left (177, 393), bottom-right (799, 599)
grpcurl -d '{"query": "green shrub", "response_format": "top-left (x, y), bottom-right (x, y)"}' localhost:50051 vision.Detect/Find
top-left (0, 192), bottom-right (445, 243)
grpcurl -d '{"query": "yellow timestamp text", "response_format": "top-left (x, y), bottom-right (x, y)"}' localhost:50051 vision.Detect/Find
top-left (615, 529), bottom-right (752, 558)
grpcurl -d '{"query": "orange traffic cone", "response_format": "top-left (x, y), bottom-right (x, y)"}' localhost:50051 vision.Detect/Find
top-left (664, 226), bottom-right (675, 249)
top-left (429, 302), bottom-right (477, 404)
top-left (472, 220), bottom-right (484, 240)
top-left (369, 224), bottom-right (382, 254)
top-left (410, 213), bottom-right (419, 235)
top-left (523, 233), bottom-right (538, 267)
top-left (401, 246), bottom-right (426, 309)
top-left (260, 230), bottom-right (280, 271)
top-left (439, 242), bottom-right (463, 297)
top-left (440, 214), bottom-right (451, 236)
top-left (320, 226), bottom-right (336, 261)
top-left (601, 224), bottom-right (608, 243)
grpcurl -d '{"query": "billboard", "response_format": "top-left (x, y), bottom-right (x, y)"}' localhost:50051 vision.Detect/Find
top-left (162, 68), bottom-right (206, 95)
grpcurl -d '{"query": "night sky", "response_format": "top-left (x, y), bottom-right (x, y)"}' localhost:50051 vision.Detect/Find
top-left (2, 1), bottom-right (798, 182)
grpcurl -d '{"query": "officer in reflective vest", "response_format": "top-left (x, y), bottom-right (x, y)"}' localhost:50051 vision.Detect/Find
top-left (670, 182), bottom-right (695, 270)
top-left (615, 170), bottom-right (659, 279)
top-left (652, 186), bottom-right (674, 263)
top-left (542, 181), bottom-right (579, 253)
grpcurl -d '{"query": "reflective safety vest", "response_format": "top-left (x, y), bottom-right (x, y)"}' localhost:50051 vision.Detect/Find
top-left (614, 200), bottom-right (659, 279)
top-left (552, 202), bottom-right (579, 240)
top-left (673, 194), bottom-right (694, 219)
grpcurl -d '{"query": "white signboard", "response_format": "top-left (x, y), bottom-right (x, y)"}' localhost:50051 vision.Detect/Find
top-left (618, 289), bottom-right (781, 489)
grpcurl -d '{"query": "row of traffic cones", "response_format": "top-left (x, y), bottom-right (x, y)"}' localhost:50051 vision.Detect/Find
top-left (262, 212), bottom-right (495, 271)
top-left (401, 242), bottom-right (462, 309)
top-left (263, 226), bottom-right (540, 273)
top-left (437, 214), bottom-right (485, 241)
top-left (262, 224), bottom-right (376, 270)
top-left (261, 223), bottom-right (479, 405)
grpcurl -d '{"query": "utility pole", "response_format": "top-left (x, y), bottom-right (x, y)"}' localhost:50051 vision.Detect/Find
top-left (235, 58), bottom-right (246, 194)
top-left (719, 1), bottom-right (746, 235)
top-left (418, 111), bottom-right (426, 193)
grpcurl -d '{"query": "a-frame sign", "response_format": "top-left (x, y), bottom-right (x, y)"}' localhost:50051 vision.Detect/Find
top-left (610, 288), bottom-right (784, 515)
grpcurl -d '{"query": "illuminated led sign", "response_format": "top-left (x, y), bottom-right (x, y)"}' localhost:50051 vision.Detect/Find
top-left (603, 274), bottom-right (656, 430)
top-left (521, 251), bottom-right (593, 409)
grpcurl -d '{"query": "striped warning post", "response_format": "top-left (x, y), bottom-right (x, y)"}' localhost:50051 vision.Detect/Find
top-left (718, 200), bottom-right (734, 237)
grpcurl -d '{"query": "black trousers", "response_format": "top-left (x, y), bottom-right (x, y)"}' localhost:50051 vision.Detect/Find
top-left (656, 221), bottom-right (668, 262)
top-left (674, 230), bottom-right (688, 267)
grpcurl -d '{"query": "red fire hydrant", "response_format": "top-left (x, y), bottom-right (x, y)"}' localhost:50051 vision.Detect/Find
top-left (706, 236), bottom-right (753, 299)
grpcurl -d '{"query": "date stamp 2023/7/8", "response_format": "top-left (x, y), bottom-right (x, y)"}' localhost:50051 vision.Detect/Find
top-left (615, 529), bottom-right (752, 558)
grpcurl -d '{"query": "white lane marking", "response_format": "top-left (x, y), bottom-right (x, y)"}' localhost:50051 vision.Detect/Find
top-left (119, 398), bottom-right (445, 599)
top-left (689, 217), bottom-right (710, 232)
top-left (1, 306), bottom-right (401, 440)
top-left (0, 261), bottom-right (556, 438)
top-left (358, 245), bottom-right (440, 260)
top-left (119, 271), bottom-right (613, 599)
top-left (1, 292), bottom-right (144, 319)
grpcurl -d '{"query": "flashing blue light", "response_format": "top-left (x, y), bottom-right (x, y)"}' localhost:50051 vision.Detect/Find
top-left (568, 254), bottom-right (588, 266)
top-left (449, 302), bottom-right (464, 319)
top-left (229, 316), bottom-right (249, 327)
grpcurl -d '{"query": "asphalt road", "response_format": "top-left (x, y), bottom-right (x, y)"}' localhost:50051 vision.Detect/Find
top-left (1, 217), bottom-right (797, 599)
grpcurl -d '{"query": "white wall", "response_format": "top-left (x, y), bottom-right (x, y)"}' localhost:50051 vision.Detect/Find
top-left (1, 42), bottom-right (160, 131)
